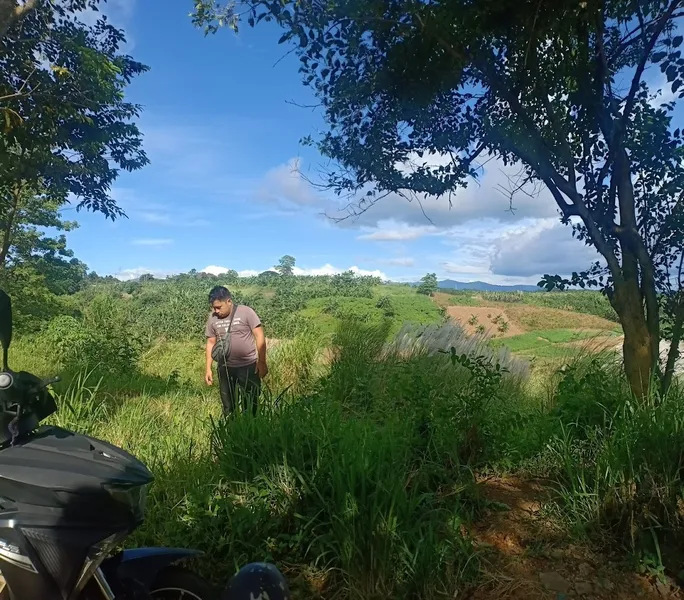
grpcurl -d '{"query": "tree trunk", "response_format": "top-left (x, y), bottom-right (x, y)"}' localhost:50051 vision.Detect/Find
top-left (612, 278), bottom-right (657, 399)
top-left (0, 187), bottom-right (21, 268)
top-left (612, 150), bottom-right (660, 399)
top-left (662, 298), bottom-right (684, 396)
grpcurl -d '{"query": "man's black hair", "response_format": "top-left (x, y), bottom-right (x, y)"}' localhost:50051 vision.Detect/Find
top-left (209, 286), bottom-right (232, 303)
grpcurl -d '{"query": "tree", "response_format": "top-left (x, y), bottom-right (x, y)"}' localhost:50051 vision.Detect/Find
top-left (417, 273), bottom-right (438, 297)
top-left (276, 255), bottom-right (296, 276)
top-left (193, 0), bottom-right (684, 399)
top-left (1, 0), bottom-right (148, 220)
top-left (0, 188), bottom-right (88, 291)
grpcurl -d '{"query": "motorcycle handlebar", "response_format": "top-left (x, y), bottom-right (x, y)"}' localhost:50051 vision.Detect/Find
top-left (0, 371), bottom-right (60, 392)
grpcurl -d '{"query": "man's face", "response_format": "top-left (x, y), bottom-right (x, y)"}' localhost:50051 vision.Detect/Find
top-left (211, 298), bottom-right (232, 319)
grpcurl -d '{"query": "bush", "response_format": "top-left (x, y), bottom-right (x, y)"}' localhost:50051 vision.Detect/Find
top-left (40, 294), bottom-right (143, 375)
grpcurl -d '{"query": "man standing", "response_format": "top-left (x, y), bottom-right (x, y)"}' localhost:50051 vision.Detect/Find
top-left (205, 286), bottom-right (268, 416)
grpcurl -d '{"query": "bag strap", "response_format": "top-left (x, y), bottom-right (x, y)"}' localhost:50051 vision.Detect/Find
top-left (227, 302), bottom-right (238, 333)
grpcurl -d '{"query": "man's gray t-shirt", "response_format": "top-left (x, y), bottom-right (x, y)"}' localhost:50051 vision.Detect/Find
top-left (205, 305), bottom-right (262, 368)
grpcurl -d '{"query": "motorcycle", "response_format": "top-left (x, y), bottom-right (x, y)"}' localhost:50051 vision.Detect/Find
top-left (0, 290), bottom-right (290, 600)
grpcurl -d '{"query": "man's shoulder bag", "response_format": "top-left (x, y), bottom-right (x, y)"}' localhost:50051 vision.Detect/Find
top-left (211, 304), bottom-right (238, 365)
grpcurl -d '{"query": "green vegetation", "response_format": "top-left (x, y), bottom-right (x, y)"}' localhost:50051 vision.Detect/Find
top-left (2, 269), bottom-right (682, 595)
top-left (417, 272), bottom-right (438, 297)
top-left (195, 0), bottom-right (684, 399)
top-left (490, 329), bottom-right (619, 360)
top-left (3, 0), bottom-right (684, 593)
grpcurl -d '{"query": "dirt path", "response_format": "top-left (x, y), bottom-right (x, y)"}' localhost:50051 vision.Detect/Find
top-left (467, 476), bottom-right (683, 599)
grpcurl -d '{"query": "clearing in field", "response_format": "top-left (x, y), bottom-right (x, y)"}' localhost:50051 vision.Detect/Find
top-left (434, 291), bottom-right (623, 361)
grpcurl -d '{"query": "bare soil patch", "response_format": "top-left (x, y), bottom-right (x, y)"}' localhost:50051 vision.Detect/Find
top-left (447, 306), bottom-right (524, 338)
top-left (467, 476), bottom-right (682, 599)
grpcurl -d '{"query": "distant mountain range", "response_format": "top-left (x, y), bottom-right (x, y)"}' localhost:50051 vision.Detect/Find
top-left (407, 279), bottom-right (542, 292)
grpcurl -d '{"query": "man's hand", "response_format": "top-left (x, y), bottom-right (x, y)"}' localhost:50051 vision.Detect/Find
top-left (205, 369), bottom-right (213, 386)
top-left (256, 360), bottom-right (268, 379)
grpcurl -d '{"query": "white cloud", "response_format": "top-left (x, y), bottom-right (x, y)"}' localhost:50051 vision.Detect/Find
top-left (258, 155), bottom-right (560, 232)
top-left (113, 267), bottom-right (178, 281)
top-left (203, 263), bottom-right (388, 280)
top-left (292, 264), bottom-right (388, 279)
top-left (358, 221), bottom-right (440, 241)
top-left (201, 266), bottom-right (263, 278)
top-left (238, 269), bottom-right (261, 277)
top-left (256, 158), bottom-right (320, 208)
top-left (132, 238), bottom-right (173, 246)
top-left (201, 265), bottom-right (230, 276)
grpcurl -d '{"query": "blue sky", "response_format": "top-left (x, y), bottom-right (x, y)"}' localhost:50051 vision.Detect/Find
top-left (63, 0), bottom-right (679, 283)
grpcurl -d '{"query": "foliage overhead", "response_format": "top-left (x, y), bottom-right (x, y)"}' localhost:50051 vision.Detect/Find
top-left (0, 0), bottom-right (149, 219)
top-left (192, 0), bottom-right (684, 397)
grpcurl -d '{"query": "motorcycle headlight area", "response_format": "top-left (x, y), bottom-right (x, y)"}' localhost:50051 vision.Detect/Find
top-left (103, 482), bottom-right (149, 520)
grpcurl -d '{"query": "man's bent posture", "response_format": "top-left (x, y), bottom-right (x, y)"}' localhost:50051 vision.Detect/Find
top-left (204, 286), bottom-right (267, 416)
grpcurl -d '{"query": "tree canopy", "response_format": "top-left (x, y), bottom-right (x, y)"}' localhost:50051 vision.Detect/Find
top-left (276, 254), bottom-right (297, 276)
top-left (0, 0), bottom-right (149, 219)
top-left (0, 0), bottom-right (148, 327)
top-left (417, 273), bottom-right (438, 297)
top-left (193, 0), bottom-right (684, 398)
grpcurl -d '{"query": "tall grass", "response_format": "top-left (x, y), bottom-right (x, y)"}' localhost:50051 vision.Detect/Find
top-left (542, 359), bottom-right (684, 552)
top-left (9, 313), bottom-right (684, 593)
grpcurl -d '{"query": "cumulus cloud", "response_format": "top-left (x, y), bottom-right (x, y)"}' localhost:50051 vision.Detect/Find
top-left (203, 263), bottom-right (388, 279)
top-left (114, 267), bottom-right (178, 281)
top-left (489, 219), bottom-right (600, 277)
top-left (292, 264), bottom-right (388, 279)
top-left (201, 266), bottom-right (264, 278)
top-left (257, 155), bottom-right (562, 236)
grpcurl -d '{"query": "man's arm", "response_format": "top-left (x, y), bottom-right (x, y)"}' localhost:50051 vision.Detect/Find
top-left (205, 336), bottom-right (216, 385)
top-left (252, 325), bottom-right (268, 378)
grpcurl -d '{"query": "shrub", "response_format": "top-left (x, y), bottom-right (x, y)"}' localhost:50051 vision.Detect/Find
top-left (40, 294), bottom-right (143, 375)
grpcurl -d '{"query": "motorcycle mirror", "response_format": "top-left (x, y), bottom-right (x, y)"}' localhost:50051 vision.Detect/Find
top-left (0, 289), bottom-right (12, 371)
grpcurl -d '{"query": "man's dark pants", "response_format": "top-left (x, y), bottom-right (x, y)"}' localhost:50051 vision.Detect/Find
top-left (217, 361), bottom-right (261, 416)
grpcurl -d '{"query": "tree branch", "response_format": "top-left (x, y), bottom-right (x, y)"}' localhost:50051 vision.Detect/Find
top-left (622, 0), bottom-right (681, 130)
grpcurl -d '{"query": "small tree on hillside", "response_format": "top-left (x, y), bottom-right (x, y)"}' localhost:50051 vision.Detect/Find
top-left (276, 255), bottom-right (296, 277)
top-left (418, 273), bottom-right (438, 297)
top-left (193, 0), bottom-right (684, 398)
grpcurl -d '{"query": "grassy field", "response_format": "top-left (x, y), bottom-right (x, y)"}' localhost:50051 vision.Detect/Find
top-left (7, 277), bottom-right (684, 598)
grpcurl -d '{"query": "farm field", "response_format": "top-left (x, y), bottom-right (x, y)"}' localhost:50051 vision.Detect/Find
top-left (4, 274), bottom-right (684, 599)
